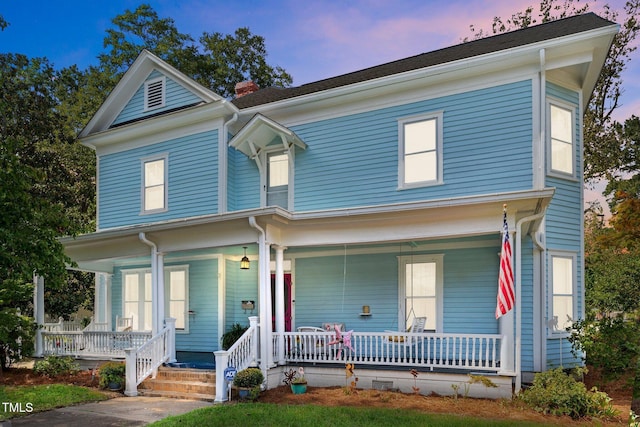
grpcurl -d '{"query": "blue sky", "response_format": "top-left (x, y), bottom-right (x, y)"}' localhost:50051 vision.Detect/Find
top-left (1, 0), bottom-right (637, 210)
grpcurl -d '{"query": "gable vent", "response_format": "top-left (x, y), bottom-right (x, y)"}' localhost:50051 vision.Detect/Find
top-left (144, 77), bottom-right (165, 111)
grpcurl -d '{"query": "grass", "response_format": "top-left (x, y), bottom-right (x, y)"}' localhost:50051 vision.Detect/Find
top-left (149, 403), bottom-right (557, 427)
top-left (0, 384), bottom-right (109, 420)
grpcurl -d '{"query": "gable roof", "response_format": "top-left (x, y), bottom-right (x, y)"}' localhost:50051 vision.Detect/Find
top-left (80, 50), bottom-right (231, 138)
top-left (231, 13), bottom-right (616, 109)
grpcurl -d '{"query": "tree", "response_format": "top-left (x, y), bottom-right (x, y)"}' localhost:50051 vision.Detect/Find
top-left (467, 0), bottom-right (640, 183)
top-left (96, 4), bottom-right (292, 99)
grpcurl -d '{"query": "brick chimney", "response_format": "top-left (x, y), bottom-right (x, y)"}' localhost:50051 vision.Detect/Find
top-left (235, 81), bottom-right (260, 98)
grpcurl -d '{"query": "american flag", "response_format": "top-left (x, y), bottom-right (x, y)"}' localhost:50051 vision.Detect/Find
top-left (495, 209), bottom-right (514, 319)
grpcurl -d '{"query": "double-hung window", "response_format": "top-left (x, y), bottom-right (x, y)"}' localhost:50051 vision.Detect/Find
top-left (267, 152), bottom-right (289, 208)
top-left (398, 254), bottom-right (443, 332)
top-left (549, 253), bottom-right (576, 334)
top-left (398, 112), bottom-right (443, 189)
top-left (548, 101), bottom-right (575, 177)
top-left (142, 155), bottom-right (168, 213)
top-left (121, 266), bottom-right (189, 332)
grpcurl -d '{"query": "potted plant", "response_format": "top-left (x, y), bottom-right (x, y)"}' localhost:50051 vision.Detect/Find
top-left (284, 367), bottom-right (307, 394)
top-left (98, 361), bottom-right (126, 391)
top-left (221, 323), bottom-right (249, 350)
top-left (232, 367), bottom-right (264, 400)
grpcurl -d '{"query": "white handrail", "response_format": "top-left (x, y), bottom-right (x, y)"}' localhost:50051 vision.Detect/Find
top-left (214, 316), bottom-right (259, 402)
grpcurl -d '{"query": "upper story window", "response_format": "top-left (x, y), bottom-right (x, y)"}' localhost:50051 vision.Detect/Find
top-left (144, 76), bottom-right (166, 111)
top-left (398, 254), bottom-right (443, 332)
top-left (548, 101), bottom-right (575, 177)
top-left (549, 252), bottom-right (576, 335)
top-left (267, 152), bottom-right (289, 208)
top-left (142, 155), bottom-right (168, 213)
top-left (398, 112), bottom-right (443, 189)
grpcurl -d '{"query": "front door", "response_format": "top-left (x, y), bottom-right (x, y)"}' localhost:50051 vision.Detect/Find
top-left (271, 274), bottom-right (292, 332)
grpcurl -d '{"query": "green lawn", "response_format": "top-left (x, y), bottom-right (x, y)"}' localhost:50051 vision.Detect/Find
top-left (0, 384), bottom-right (109, 420)
top-left (149, 403), bottom-right (558, 427)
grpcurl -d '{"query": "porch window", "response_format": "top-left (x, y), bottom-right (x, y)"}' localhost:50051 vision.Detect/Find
top-left (166, 266), bottom-right (188, 331)
top-left (550, 253), bottom-right (576, 334)
top-left (123, 271), bottom-right (152, 331)
top-left (398, 112), bottom-right (443, 189)
top-left (398, 254), bottom-right (443, 332)
top-left (548, 101), bottom-right (575, 177)
top-left (142, 155), bottom-right (168, 213)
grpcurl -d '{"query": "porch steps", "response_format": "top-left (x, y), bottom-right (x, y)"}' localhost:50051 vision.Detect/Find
top-left (138, 367), bottom-right (216, 401)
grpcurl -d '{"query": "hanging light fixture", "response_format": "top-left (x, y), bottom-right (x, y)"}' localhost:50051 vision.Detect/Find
top-left (240, 246), bottom-right (250, 270)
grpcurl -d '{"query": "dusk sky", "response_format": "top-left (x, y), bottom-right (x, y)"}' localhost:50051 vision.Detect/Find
top-left (1, 0), bottom-right (638, 210)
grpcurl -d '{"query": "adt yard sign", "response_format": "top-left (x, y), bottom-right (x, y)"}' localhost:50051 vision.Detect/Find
top-left (224, 366), bottom-right (237, 382)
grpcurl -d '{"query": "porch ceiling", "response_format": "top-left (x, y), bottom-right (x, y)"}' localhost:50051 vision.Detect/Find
top-left (62, 188), bottom-right (553, 272)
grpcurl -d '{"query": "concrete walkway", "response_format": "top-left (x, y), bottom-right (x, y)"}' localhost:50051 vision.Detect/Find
top-left (2, 396), bottom-right (212, 427)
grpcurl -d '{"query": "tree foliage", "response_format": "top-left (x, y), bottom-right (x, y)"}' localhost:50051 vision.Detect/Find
top-left (467, 0), bottom-right (640, 183)
top-left (96, 4), bottom-right (292, 99)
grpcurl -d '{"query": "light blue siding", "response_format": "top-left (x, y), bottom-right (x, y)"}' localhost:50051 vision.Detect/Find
top-left (112, 70), bottom-right (202, 126)
top-left (519, 238), bottom-right (535, 371)
top-left (443, 246), bottom-right (501, 334)
top-left (229, 147), bottom-right (260, 211)
top-left (293, 242), bottom-right (502, 335)
top-left (224, 259), bottom-right (258, 331)
top-left (287, 80), bottom-right (533, 212)
top-left (99, 130), bottom-right (218, 229)
top-left (544, 82), bottom-right (583, 369)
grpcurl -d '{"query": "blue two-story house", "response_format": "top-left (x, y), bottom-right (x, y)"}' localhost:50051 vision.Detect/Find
top-left (41, 13), bottom-right (616, 400)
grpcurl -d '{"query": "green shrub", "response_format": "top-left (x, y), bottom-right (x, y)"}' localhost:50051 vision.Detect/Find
top-left (33, 355), bottom-right (79, 377)
top-left (221, 323), bottom-right (249, 350)
top-left (520, 367), bottom-right (617, 419)
top-left (568, 317), bottom-right (640, 379)
top-left (98, 361), bottom-right (126, 389)
top-left (233, 367), bottom-right (264, 388)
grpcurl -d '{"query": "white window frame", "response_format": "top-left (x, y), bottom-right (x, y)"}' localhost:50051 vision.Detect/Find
top-left (144, 76), bottom-right (166, 111)
top-left (121, 269), bottom-right (152, 332)
top-left (165, 265), bottom-right (189, 333)
top-left (259, 147), bottom-right (294, 209)
top-left (398, 254), bottom-right (444, 332)
top-left (548, 251), bottom-right (577, 337)
top-left (547, 98), bottom-right (576, 179)
top-left (398, 111), bottom-right (444, 189)
top-left (141, 154), bottom-right (168, 214)
top-left (122, 266), bottom-right (190, 333)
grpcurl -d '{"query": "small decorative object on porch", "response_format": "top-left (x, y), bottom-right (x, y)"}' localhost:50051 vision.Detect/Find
top-left (233, 367), bottom-right (264, 400)
top-left (290, 367), bottom-right (307, 394)
top-left (327, 324), bottom-right (354, 360)
top-left (98, 361), bottom-right (126, 391)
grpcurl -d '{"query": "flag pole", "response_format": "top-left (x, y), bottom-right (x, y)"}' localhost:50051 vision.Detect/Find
top-left (497, 204), bottom-right (515, 375)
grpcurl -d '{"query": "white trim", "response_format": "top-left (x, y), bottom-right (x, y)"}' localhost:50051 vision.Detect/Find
top-left (144, 76), bottom-right (166, 111)
top-left (397, 254), bottom-right (444, 332)
top-left (89, 109), bottom-right (225, 156)
top-left (164, 264), bottom-right (190, 333)
top-left (398, 111), bottom-right (444, 189)
top-left (140, 153), bottom-right (169, 215)
top-left (546, 97), bottom-right (578, 180)
top-left (547, 251), bottom-right (577, 338)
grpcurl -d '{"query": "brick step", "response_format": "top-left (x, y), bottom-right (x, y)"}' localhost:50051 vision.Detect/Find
top-left (153, 367), bottom-right (215, 382)
top-left (137, 389), bottom-right (216, 402)
top-left (139, 366), bottom-right (216, 401)
top-left (140, 378), bottom-right (215, 394)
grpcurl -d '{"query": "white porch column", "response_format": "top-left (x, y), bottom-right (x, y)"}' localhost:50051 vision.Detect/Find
top-left (262, 242), bottom-right (273, 367)
top-left (498, 231), bottom-right (515, 375)
top-left (156, 252), bottom-right (165, 335)
top-left (94, 273), bottom-right (112, 326)
top-left (33, 275), bottom-right (45, 357)
top-left (274, 246), bottom-right (287, 365)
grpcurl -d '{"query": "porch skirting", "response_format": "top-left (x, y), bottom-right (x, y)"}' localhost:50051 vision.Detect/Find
top-left (265, 365), bottom-right (513, 399)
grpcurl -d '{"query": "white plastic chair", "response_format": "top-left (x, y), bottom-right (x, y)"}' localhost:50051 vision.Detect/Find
top-left (385, 316), bottom-right (427, 345)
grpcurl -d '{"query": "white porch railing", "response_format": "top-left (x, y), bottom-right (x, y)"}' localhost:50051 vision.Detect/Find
top-left (214, 316), bottom-right (259, 402)
top-left (124, 318), bottom-right (176, 396)
top-left (41, 330), bottom-right (152, 358)
top-left (278, 331), bottom-right (507, 373)
top-left (42, 317), bottom-right (83, 332)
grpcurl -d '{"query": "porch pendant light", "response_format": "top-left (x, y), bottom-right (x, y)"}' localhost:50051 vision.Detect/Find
top-left (240, 247), bottom-right (250, 270)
